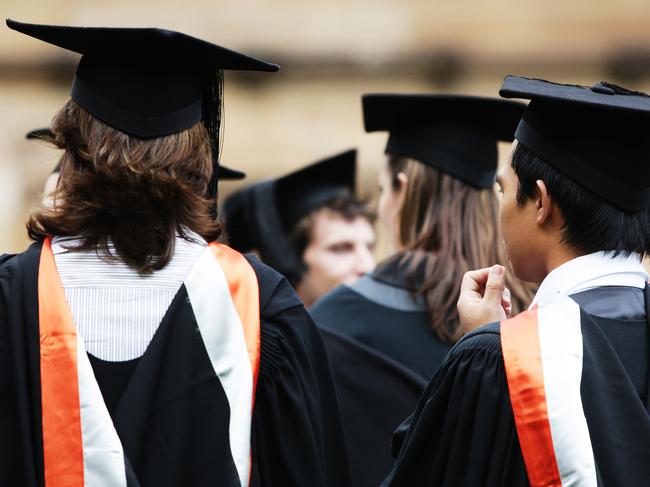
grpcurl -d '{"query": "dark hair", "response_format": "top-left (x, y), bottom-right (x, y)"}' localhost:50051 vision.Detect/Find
top-left (28, 99), bottom-right (221, 273)
top-left (388, 154), bottom-right (533, 343)
top-left (287, 195), bottom-right (376, 283)
top-left (512, 142), bottom-right (650, 257)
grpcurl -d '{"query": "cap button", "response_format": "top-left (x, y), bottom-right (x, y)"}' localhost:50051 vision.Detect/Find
top-left (591, 82), bottom-right (616, 95)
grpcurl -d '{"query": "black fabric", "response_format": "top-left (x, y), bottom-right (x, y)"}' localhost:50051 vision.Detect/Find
top-left (580, 310), bottom-right (650, 485)
top-left (384, 286), bottom-right (650, 486)
top-left (71, 71), bottom-right (202, 138)
top-left (382, 324), bottom-right (528, 487)
top-left (311, 262), bottom-right (450, 487)
top-left (0, 245), bottom-right (350, 487)
top-left (223, 149), bottom-right (357, 282)
top-left (25, 128), bottom-right (53, 141)
top-left (500, 76), bottom-right (650, 211)
top-left (6, 20), bottom-right (280, 71)
top-left (275, 149), bottom-right (357, 231)
top-left (319, 327), bottom-right (426, 487)
top-left (0, 245), bottom-right (44, 487)
top-left (117, 285), bottom-right (241, 486)
top-left (217, 166), bottom-right (246, 181)
top-left (8, 19), bottom-right (276, 208)
top-left (501, 76), bottom-right (650, 113)
top-left (572, 286), bottom-right (648, 402)
top-left (362, 94), bottom-right (525, 188)
top-left (7, 19), bottom-right (278, 138)
top-left (245, 256), bottom-right (351, 487)
top-left (87, 355), bottom-right (140, 415)
top-left (569, 285), bottom-right (646, 320)
top-left (311, 265), bottom-right (451, 381)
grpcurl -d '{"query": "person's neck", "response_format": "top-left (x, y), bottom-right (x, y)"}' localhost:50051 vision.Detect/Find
top-left (538, 245), bottom-right (583, 284)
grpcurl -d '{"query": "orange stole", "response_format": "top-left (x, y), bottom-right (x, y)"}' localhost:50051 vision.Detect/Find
top-left (501, 309), bottom-right (562, 487)
top-left (38, 237), bottom-right (85, 487)
top-left (208, 243), bottom-right (261, 401)
top-left (36, 240), bottom-right (262, 486)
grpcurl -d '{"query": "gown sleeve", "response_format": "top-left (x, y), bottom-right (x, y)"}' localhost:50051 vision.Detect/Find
top-left (383, 324), bottom-right (529, 487)
top-left (0, 248), bottom-right (44, 487)
top-left (247, 259), bottom-right (351, 487)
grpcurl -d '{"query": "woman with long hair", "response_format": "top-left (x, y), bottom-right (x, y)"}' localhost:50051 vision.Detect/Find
top-left (311, 93), bottom-right (533, 487)
top-left (0, 20), bottom-right (349, 487)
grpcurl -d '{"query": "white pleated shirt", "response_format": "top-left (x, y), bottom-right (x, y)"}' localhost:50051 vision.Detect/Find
top-left (52, 233), bottom-right (207, 361)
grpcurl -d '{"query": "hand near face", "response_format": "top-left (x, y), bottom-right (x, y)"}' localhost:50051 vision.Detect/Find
top-left (457, 265), bottom-right (512, 335)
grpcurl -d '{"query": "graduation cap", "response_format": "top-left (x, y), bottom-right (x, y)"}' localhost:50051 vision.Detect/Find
top-left (25, 128), bottom-right (54, 141)
top-left (500, 76), bottom-right (650, 212)
top-left (8, 19), bottom-right (275, 196)
top-left (362, 94), bottom-right (525, 188)
top-left (25, 127), bottom-right (246, 180)
top-left (223, 149), bottom-right (357, 281)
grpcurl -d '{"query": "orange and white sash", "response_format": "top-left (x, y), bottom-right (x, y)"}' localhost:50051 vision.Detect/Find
top-left (501, 296), bottom-right (597, 487)
top-left (38, 238), bottom-right (260, 487)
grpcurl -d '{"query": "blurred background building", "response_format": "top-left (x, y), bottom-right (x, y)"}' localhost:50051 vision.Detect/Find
top-left (2, 0), bottom-right (650, 254)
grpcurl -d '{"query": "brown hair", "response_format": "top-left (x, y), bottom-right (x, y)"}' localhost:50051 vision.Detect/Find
top-left (28, 100), bottom-right (221, 273)
top-left (388, 154), bottom-right (533, 342)
top-left (287, 195), bottom-right (376, 283)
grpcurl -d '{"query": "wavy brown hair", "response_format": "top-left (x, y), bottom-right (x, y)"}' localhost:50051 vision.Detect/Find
top-left (28, 100), bottom-right (221, 273)
top-left (388, 154), bottom-right (533, 342)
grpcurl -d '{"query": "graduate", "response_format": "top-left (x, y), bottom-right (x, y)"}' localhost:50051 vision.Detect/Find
top-left (310, 94), bottom-right (533, 487)
top-left (384, 77), bottom-right (650, 486)
top-left (0, 20), bottom-right (350, 487)
top-left (223, 149), bottom-right (376, 307)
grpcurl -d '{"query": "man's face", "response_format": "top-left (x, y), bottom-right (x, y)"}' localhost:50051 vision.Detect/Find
top-left (497, 142), bottom-right (542, 283)
top-left (298, 210), bottom-right (376, 307)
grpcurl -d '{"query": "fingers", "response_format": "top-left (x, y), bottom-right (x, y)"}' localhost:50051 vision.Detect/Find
top-left (482, 265), bottom-right (505, 306)
top-left (458, 265), bottom-right (510, 332)
top-left (459, 267), bottom-right (493, 295)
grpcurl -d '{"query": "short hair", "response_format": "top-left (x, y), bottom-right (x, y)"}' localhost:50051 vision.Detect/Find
top-left (287, 195), bottom-right (375, 283)
top-left (28, 99), bottom-right (221, 273)
top-left (512, 142), bottom-right (650, 257)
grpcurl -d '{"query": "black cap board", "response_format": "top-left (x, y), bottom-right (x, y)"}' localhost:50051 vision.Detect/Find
top-left (8, 19), bottom-right (275, 199)
top-left (362, 94), bottom-right (525, 188)
top-left (8, 20), bottom-right (278, 138)
top-left (25, 127), bottom-right (246, 180)
top-left (216, 166), bottom-right (246, 181)
top-left (25, 128), bottom-right (54, 141)
top-left (223, 149), bottom-right (357, 281)
top-left (500, 76), bottom-right (650, 212)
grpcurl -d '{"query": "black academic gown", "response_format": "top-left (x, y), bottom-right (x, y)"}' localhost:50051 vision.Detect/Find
top-left (311, 258), bottom-right (451, 383)
top-left (311, 258), bottom-right (451, 487)
top-left (0, 242), bottom-right (350, 487)
top-left (383, 286), bottom-right (650, 486)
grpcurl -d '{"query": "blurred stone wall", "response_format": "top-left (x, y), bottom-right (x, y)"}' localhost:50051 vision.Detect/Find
top-left (2, 0), bottom-right (650, 255)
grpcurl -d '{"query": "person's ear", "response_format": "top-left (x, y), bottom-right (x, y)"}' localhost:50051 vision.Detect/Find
top-left (396, 171), bottom-right (408, 191)
top-left (534, 179), bottom-right (553, 226)
top-left (395, 172), bottom-right (408, 205)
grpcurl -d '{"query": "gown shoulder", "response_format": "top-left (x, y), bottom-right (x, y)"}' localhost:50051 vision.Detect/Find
top-left (384, 321), bottom-right (529, 487)
top-left (244, 255), bottom-right (351, 487)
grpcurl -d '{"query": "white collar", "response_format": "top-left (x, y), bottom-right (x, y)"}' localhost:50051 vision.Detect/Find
top-left (52, 228), bottom-right (207, 256)
top-left (531, 251), bottom-right (648, 309)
